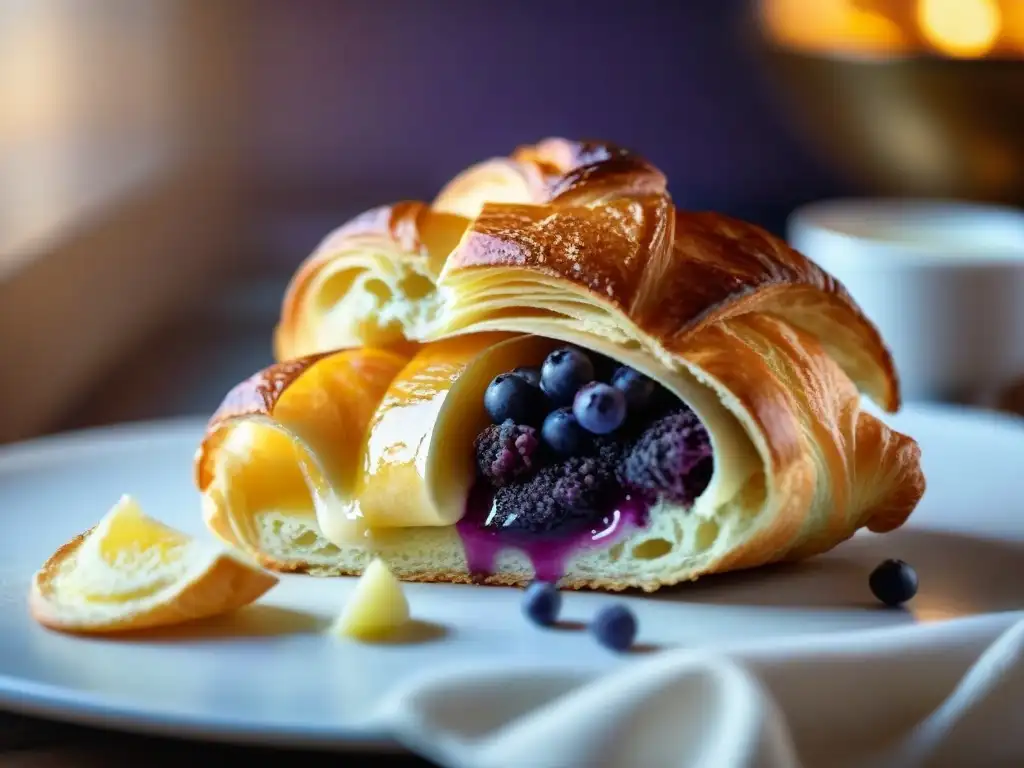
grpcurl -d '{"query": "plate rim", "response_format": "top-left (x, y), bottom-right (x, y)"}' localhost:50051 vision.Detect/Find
top-left (0, 674), bottom-right (398, 751)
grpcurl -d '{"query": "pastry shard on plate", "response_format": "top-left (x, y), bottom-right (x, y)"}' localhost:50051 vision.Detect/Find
top-left (197, 138), bottom-right (925, 592)
top-left (31, 495), bottom-right (277, 633)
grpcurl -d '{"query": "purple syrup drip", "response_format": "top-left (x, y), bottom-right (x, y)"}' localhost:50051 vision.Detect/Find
top-left (455, 482), bottom-right (650, 583)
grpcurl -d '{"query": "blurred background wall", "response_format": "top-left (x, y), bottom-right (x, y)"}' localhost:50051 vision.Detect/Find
top-left (0, 0), bottom-right (245, 441)
top-left (241, 0), bottom-right (845, 279)
top-left (1, 0), bottom-right (1021, 441)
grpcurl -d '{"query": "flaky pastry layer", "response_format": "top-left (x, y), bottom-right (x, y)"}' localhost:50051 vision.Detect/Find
top-left (199, 138), bottom-right (924, 591)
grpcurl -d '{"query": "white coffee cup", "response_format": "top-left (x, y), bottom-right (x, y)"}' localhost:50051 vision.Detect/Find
top-left (787, 199), bottom-right (1024, 403)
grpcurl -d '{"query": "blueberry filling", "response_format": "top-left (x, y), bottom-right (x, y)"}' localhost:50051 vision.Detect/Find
top-left (510, 366), bottom-right (542, 388)
top-left (483, 372), bottom-right (547, 427)
top-left (541, 407), bottom-right (591, 457)
top-left (611, 366), bottom-right (656, 413)
top-left (573, 382), bottom-right (627, 435)
top-left (471, 347), bottom-right (715, 544)
top-left (540, 346), bottom-right (595, 407)
top-left (486, 440), bottom-right (624, 534)
top-left (620, 408), bottom-right (713, 507)
top-left (473, 420), bottom-right (541, 487)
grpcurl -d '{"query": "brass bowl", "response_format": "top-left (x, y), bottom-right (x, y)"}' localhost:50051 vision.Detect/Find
top-left (755, 41), bottom-right (1024, 205)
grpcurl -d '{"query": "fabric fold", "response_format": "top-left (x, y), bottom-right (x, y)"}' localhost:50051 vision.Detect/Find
top-left (377, 613), bottom-right (1024, 768)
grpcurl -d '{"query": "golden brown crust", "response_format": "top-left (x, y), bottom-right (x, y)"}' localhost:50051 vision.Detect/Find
top-left (432, 157), bottom-right (548, 218)
top-left (30, 527), bottom-right (278, 634)
top-left (850, 414), bottom-right (925, 536)
top-left (277, 137), bottom-right (899, 412)
top-left (515, 138), bottom-right (667, 205)
top-left (449, 194), bottom-right (672, 307)
top-left (29, 528), bottom-right (94, 621)
top-left (654, 213), bottom-right (897, 409)
top-left (446, 199), bottom-right (898, 413)
top-left (281, 138), bottom-right (898, 410)
top-left (281, 202), bottom-right (431, 316)
top-left (275, 139), bottom-right (897, 415)
top-left (195, 347), bottom-right (409, 506)
top-left (203, 137), bottom-right (923, 591)
top-left (243, 312), bottom-right (923, 590)
top-left (274, 202), bottom-right (444, 361)
top-left (672, 314), bottom-right (922, 572)
top-left (432, 138), bottom-right (665, 219)
top-left (195, 353), bottom-right (332, 492)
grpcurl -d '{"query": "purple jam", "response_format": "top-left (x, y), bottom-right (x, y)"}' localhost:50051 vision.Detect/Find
top-left (456, 482), bottom-right (650, 583)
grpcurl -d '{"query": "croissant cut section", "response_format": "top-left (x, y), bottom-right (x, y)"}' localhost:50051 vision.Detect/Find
top-left (198, 321), bottom-right (922, 589)
top-left (196, 348), bottom-right (409, 570)
top-left (209, 137), bottom-right (924, 591)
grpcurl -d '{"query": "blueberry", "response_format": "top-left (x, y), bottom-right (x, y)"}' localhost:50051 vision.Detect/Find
top-left (869, 559), bottom-right (918, 607)
top-left (541, 347), bottom-right (595, 407)
top-left (573, 382), bottom-right (627, 435)
top-left (523, 581), bottom-right (562, 626)
top-left (511, 366), bottom-right (542, 388)
top-left (542, 407), bottom-right (591, 457)
top-left (611, 366), bottom-right (656, 413)
top-left (590, 604), bottom-right (637, 651)
top-left (484, 373), bottom-right (545, 426)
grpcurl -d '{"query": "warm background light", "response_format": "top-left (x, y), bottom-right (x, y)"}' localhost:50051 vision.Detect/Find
top-left (759, 0), bottom-right (911, 56)
top-left (997, 0), bottom-right (1024, 49)
top-left (918, 0), bottom-right (1001, 58)
top-left (759, 0), bottom-right (1024, 58)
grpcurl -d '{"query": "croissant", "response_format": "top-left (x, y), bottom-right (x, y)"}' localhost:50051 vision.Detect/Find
top-left (195, 138), bottom-right (925, 591)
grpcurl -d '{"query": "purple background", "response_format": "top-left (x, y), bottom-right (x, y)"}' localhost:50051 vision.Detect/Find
top-left (243, 0), bottom-right (851, 269)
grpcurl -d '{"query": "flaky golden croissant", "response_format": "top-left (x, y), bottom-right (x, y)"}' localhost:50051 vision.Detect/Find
top-left (196, 138), bottom-right (924, 592)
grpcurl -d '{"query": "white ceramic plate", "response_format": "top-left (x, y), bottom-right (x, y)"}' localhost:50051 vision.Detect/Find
top-left (0, 404), bottom-right (1022, 749)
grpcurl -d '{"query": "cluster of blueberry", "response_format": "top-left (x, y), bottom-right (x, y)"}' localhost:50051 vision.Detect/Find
top-left (473, 345), bottom-right (715, 534)
top-left (522, 581), bottom-right (638, 652)
top-left (483, 345), bottom-right (662, 458)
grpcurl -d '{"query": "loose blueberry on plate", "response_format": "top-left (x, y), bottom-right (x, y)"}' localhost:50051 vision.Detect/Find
top-left (590, 604), bottom-right (637, 651)
top-left (523, 581), bottom-right (562, 626)
top-left (573, 382), bottom-right (627, 435)
top-left (542, 407), bottom-right (591, 457)
top-left (541, 347), bottom-right (595, 406)
top-left (511, 366), bottom-right (542, 388)
top-left (484, 372), bottom-right (545, 426)
top-left (869, 559), bottom-right (918, 607)
top-left (611, 366), bottom-right (656, 412)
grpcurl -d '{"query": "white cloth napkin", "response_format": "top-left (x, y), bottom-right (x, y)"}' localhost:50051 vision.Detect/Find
top-left (378, 612), bottom-right (1024, 768)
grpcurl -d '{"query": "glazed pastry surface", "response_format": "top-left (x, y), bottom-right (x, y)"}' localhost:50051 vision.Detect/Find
top-left (198, 139), bottom-right (924, 591)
